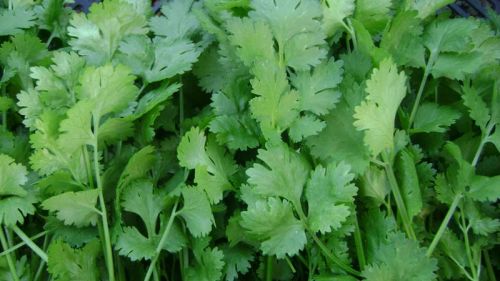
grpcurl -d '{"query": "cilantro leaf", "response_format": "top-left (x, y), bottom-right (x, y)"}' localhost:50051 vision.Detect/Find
top-left (306, 162), bottom-right (357, 234)
top-left (47, 240), bottom-right (100, 281)
top-left (249, 61), bottom-right (299, 140)
top-left (321, 0), bottom-right (355, 37)
top-left (226, 17), bottom-right (276, 68)
top-left (291, 58), bottom-right (343, 116)
top-left (240, 198), bottom-right (307, 258)
top-left (77, 64), bottom-right (138, 118)
top-left (222, 245), bottom-right (254, 281)
top-left (250, 0), bottom-right (327, 70)
top-left (411, 103), bottom-right (461, 133)
top-left (67, 0), bottom-right (148, 64)
top-left (186, 246), bottom-right (225, 281)
top-left (380, 11), bottom-right (425, 67)
top-left (42, 190), bottom-right (100, 227)
top-left (362, 233), bottom-right (438, 281)
top-left (35, 0), bottom-right (71, 40)
top-left (354, 0), bottom-right (392, 34)
top-left (0, 154), bottom-right (29, 197)
top-left (0, 8), bottom-right (36, 36)
top-left (150, 0), bottom-right (200, 40)
top-left (409, 0), bottom-right (454, 19)
top-left (179, 186), bottom-right (214, 237)
top-left (353, 58), bottom-right (407, 157)
top-left (0, 154), bottom-right (36, 226)
top-left (246, 143), bottom-right (310, 205)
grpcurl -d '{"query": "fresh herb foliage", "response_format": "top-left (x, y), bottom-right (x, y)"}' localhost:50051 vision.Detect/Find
top-left (0, 0), bottom-right (499, 280)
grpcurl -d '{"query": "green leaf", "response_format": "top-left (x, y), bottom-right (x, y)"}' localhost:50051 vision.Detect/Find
top-left (423, 18), bottom-right (478, 54)
top-left (409, 0), bottom-right (455, 19)
top-left (0, 154), bottom-right (28, 197)
top-left (250, 0), bottom-right (327, 70)
top-left (360, 166), bottom-right (390, 204)
top-left (178, 127), bottom-right (209, 169)
top-left (67, 0), bottom-right (148, 64)
top-left (240, 198), bottom-right (307, 258)
top-left (306, 162), bottom-right (357, 234)
top-left (47, 240), bottom-right (100, 281)
top-left (150, 0), bottom-right (199, 40)
top-left (362, 233), bottom-right (438, 281)
top-left (412, 103), bottom-right (461, 133)
top-left (118, 146), bottom-right (157, 189)
top-left (42, 190), bottom-right (100, 227)
top-left (98, 117), bottom-right (134, 146)
top-left (250, 61), bottom-right (299, 139)
top-left (431, 52), bottom-right (486, 80)
top-left (461, 85), bottom-right (490, 132)
top-left (291, 58), bottom-right (343, 115)
top-left (146, 37), bottom-right (201, 82)
top-left (354, 0), bottom-right (392, 34)
top-left (246, 143), bottom-right (309, 205)
top-left (307, 81), bottom-right (370, 175)
top-left (116, 226), bottom-right (156, 261)
top-left (289, 115), bottom-right (326, 142)
top-left (179, 187), bottom-right (214, 237)
top-left (222, 245), bottom-right (254, 281)
top-left (396, 150), bottom-right (422, 219)
top-left (353, 58), bottom-right (407, 157)
top-left (380, 11), bottom-right (425, 67)
top-left (468, 175), bottom-right (500, 202)
top-left (35, 0), bottom-right (71, 39)
top-left (321, 0), bottom-right (355, 37)
top-left (0, 8), bottom-right (36, 36)
top-left (57, 100), bottom-right (95, 154)
top-left (186, 246), bottom-right (225, 281)
top-left (226, 17), bottom-right (276, 68)
top-left (77, 64), bottom-right (139, 118)
top-left (121, 181), bottom-right (164, 236)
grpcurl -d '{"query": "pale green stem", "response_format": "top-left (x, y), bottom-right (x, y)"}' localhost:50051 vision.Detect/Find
top-left (426, 194), bottom-right (462, 257)
top-left (460, 208), bottom-right (478, 281)
top-left (484, 250), bottom-right (496, 281)
top-left (408, 51), bottom-right (437, 128)
top-left (266, 255), bottom-right (274, 281)
top-left (472, 123), bottom-right (495, 167)
top-left (11, 226), bottom-right (48, 262)
top-left (383, 153), bottom-right (416, 240)
top-left (144, 199), bottom-right (179, 281)
top-left (0, 227), bottom-right (19, 281)
top-left (353, 213), bottom-right (366, 270)
top-left (0, 230), bottom-right (47, 257)
top-left (93, 118), bottom-right (115, 281)
top-left (294, 204), bottom-right (361, 277)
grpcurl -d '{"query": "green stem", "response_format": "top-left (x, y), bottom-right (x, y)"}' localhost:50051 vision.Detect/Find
top-left (426, 194), bottom-right (462, 257)
top-left (0, 230), bottom-right (47, 257)
top-left (284, 256), bottom-right (296, 273)
top-left (179, 78), bottom-right (185, 137)
top-left (33, 234), bottom-right (49, 281)
top-left (144, 199), bottom-right (179, 281)
top-left (408, 51), bottom-right (437, 129)
top-left (460, 208), bottom-right (478, 281)
top-left (310, 234), bottom-right (362, 277)
top-left (2, 110), bottom-right (6, 130)
top-left (93, 120), bottom-right (115, 281)
top-left (472, 122), bottom-right (495, 167)
top-left (11, 226), bottom-right (48, 262)
top-left (383, 153), bottom-right (416, 240)
top-left (266, 255), bottom-right (274, 281)
top-left (353, 213), bottom-right (366, 270)
top-left (294, 203), bottom-right (361, 276)
top-left (0, 227), bottom-right (19, 281)
top-left (484, 250), bottom-right (496, 281)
